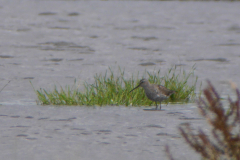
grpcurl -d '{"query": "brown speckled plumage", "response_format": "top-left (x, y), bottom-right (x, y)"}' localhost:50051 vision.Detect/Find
top-left (129, 79), bottom-right (175, 110)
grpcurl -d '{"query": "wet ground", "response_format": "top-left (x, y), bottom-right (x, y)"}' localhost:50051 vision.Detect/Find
top-left (0, 1), bottom-right (240, 160)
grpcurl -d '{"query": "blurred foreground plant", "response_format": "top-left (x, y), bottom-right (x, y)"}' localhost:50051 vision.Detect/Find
top-left (166, 80), bottom-right (240, 160)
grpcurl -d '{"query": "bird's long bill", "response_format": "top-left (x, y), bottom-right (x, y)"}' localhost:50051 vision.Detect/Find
top-left (129, 84), bottom-right (141, 93)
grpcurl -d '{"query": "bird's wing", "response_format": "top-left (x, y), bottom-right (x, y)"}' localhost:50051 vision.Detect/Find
top-left (157, 85), bottom-right (175, 96)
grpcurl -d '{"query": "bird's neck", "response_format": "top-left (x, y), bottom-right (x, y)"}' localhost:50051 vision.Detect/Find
top-left (141, 83), bottom-right (153, 91)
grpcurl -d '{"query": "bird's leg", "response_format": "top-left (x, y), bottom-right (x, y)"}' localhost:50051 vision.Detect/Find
top-left (155, 102), bottom-right (158, 110)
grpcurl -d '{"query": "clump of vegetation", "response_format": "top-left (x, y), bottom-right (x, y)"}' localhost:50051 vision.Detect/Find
top-left (166, 80), bottom-right (240, 160)
top-left (34, 66), bottom-right (197, 106)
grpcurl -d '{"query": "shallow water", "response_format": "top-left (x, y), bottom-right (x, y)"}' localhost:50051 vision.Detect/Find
top-left (0, 1), bottom-right (240, 160)
top-left (0, 104), bottom-right (205, 160)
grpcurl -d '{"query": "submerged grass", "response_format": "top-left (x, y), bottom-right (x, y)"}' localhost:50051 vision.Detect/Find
top-left (0, 80), bottom-right (11, 94)
top-left (34, 65), bottom-right (198, 106)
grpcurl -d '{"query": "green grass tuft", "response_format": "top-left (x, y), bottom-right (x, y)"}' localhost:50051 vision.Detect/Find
top-left (34, 66), bottom-right (198, 106)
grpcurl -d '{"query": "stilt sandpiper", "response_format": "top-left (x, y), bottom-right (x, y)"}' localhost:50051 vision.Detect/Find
top-left (129, 79), bottom-right (175, 110)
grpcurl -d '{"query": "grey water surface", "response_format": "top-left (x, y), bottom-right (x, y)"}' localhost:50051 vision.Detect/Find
top-left (0, 1), bottom-right (240, 160)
